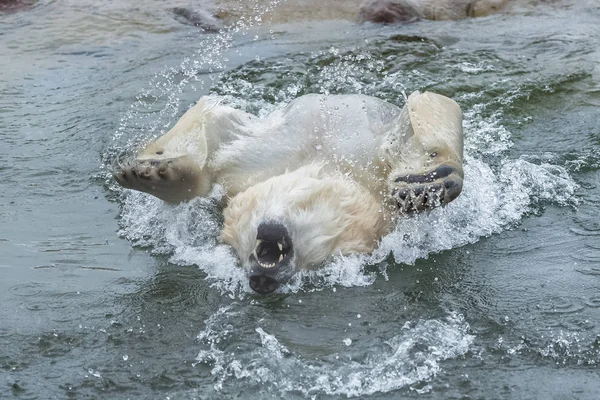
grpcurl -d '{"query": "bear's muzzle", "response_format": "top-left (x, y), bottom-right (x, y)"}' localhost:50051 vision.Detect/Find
top-left (248, 221), bottom-right (294, 295)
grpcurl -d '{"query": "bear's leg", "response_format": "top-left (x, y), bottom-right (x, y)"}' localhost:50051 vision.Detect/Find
top-left (114, 155), bottom-right (210, 203)
top-left (112, 96), bottom-right (231, 203)
top-left (386, 91), bottom-right (464, 214)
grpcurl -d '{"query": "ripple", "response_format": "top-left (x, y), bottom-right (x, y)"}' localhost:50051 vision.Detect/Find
top-left (571, 249), bottom-right (600, 263)
top-left (570, 227), bottom-right (600, 236)
top-left (8, 282), bottom-right (48, 297)
top-left (537, 297), bottom-right (584, 315)
top-left (584, 296), bottom-right (600, 308)
top-left (576, 267), bottom-right (600, 276)
top-left (489, 235), bottom-right (544, 256)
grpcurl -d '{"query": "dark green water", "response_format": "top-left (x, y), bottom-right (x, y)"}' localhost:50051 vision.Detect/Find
top-left (2, 1), bottom-right (600, 398)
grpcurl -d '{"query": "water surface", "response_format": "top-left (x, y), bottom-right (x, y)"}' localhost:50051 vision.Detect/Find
top-left (1, 0), bottom-right (600, 398)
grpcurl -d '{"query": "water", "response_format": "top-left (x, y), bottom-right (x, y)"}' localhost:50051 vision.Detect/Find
top-left (2, 0), bottom-right (600, 398)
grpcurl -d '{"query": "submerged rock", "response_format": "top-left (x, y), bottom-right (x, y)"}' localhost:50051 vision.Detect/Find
top-left (0, 0), bottom-right (37, 14)
top-left (359, 0), bottom-right (509, 23)
top-left (199, 0), bottom-right (510, 26)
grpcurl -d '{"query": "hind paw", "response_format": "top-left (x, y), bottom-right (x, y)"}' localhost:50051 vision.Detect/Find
top-left (390, 165), bottom-right (463, 213)
top-left (115, 159), bottom-right (170, 186)
top-left (113, 155), bottom-right (205, 203)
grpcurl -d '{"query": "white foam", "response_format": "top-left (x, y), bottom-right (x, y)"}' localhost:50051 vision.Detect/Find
top-left (118, 188), bottom-right (248, 297)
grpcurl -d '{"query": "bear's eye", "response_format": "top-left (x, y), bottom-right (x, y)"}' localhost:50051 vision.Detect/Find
top-left (430, 152), bottom-right (438, 158)
top-left (156, 151), bottom-right (163, 155)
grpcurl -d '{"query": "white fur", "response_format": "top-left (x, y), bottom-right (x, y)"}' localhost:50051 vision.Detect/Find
top-left (221, 164), bottom-right (389, 270)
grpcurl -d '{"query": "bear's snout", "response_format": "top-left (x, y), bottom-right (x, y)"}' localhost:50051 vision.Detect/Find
top-left (248, 221), bottom-right (294, 295)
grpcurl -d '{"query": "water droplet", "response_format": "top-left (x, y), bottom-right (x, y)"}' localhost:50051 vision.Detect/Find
top-left (343, 338), bottom-right (352, 346)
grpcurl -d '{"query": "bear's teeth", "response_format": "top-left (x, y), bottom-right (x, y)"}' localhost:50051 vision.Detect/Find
top-left (278, 243), bottom-right (283, 251)
top-left (279, 254), bottom-right (284, 263)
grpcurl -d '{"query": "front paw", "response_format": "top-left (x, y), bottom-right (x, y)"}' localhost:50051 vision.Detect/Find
top-left (390, 165), bottom-right (463, 213)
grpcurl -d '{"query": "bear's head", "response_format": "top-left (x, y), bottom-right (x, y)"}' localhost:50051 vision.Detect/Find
top-left (220, 164), bottom-right (387, 294)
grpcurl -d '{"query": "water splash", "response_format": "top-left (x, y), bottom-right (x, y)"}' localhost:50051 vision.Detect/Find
top-left (118, 187), bottom-right (247, 296)
top-left (115, 97), bottom-right (578, 297)
top-left (103, 0), bottom-right (285, 168)
top-left (110, 4), bottom-right (579, 296)
top-left (193, 306), bottom-right (474, 397)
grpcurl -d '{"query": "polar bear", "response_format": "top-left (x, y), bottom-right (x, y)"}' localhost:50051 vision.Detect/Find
top-left (114, 91), bottom-right (463, 294)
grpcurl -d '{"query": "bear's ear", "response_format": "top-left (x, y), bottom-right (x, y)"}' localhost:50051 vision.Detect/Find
top-left (406, 91), bottom-right (463, 161)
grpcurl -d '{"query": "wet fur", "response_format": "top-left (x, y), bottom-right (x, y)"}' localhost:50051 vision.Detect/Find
top-left (114, 91), bottom-right (464, 270)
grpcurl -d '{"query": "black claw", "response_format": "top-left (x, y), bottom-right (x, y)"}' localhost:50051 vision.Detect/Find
top-left (395, 174), bottom-right (427, 183)
top-left (395, 165), bottom-right (456, 184)
top-left (434, 165), bottom-right (455, 179)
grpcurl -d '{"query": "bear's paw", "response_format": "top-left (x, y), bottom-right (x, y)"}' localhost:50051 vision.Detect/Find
top-left (390, 164), bottom-right (463, 213)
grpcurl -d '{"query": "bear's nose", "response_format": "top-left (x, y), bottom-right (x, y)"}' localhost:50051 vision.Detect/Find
top-left (248, 273), bottom-right (279, 295)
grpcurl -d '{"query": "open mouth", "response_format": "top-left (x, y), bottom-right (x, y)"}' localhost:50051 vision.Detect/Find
top-left (248, 221), bottom-right (294, 295)
top-left (249, 221), bottom-right (293, 270)
top-left (251, 238), bottom-right (290, 269)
